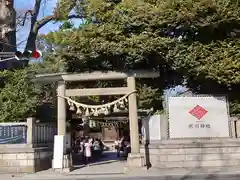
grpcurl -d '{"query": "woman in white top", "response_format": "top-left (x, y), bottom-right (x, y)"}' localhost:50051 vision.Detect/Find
top-left (84, 139), bottom-right (92, 166)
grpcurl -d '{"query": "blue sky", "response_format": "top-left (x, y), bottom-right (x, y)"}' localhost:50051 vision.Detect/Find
top-left (15, 0), bottom-right (82, 50)
top-left (15, 0), bottom-right (60, 50)
top-left (14, 0), bottom-right (188, 93)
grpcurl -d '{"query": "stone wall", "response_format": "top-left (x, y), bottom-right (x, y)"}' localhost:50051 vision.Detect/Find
top-left (0, 145), bottom-right (53, 173)
top-left (140, 138), bottom-right (240, 169)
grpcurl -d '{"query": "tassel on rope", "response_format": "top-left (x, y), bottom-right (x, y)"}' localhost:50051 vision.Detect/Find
top-left (113, 104), bottom-right (120, 113)
top-left (76, 106), bottom-right (82, 115)
top-left (93, 108), bottom-right (99, 116)
top-left (104, 107), bottom-right (110, 115)
top-left (58, 90), bottom-right (136, 116)
top-left (99, 108), bottom-right (105, 114)
top-left (85, 108), bottom-right (90, 116)
top-left (68, 100), bottom-right (75, 111)
top-left (69, 104), bottom-right (75, 111)
top-left (119, 99), bottom-right (125, 109)
top-left (67, 100), bottom-right (71, 106)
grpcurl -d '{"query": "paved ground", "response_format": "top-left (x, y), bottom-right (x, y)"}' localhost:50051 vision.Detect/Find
top-left (86, 175), bottom-right (240, 180)
top-left (62, 175), bottom-right (240, 180)
top-left (6, 174), bottom-right (240, 180)
top-left (2, 151), bottom-right (240, 180)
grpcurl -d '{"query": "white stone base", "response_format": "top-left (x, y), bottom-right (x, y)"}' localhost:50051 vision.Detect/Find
top-left (126, 153), bottom-right (145, 168)
top-left (54, 167), bottom-right (73, 173)
top-left (52, 154), bottom-right (73, 172)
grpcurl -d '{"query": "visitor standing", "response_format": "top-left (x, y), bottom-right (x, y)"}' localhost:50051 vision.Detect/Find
top-left (84, 138), bottom-right (92, 166)
top-left (114, 138), bottom-right (121, 158)
top-left (80, 138), bottom-right (85, 163)
top-left (93, 138), bottom-right (101, 159)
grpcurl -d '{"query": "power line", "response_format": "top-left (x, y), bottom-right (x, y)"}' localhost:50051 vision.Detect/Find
top-left (0, 52), bottom-right (15, 55)
top-left (0, 38), bottom-right (29, 49)
top-left (0, 40), bottom-right (17, 48)
top-left (0, 56), bottom-right (16, 62)
top-left (0, 52), bottom-right (15, 58)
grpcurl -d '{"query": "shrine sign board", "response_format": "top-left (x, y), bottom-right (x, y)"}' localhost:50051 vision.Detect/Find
top-left (0, 125), bottom-right (27, 144)
top-left (168, 96), bottom-right (230, 138)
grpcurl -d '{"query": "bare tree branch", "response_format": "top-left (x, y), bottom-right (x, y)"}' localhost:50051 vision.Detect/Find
top-left (24, 0), bottom-right (82, 51)
top-left (22, 10), bottom-right (35, 26)
top-left (36, 14), bottom-right (84, 30)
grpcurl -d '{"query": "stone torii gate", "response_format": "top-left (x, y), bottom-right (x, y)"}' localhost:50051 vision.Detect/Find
top-left (35, 70), bottom-right (159, 170)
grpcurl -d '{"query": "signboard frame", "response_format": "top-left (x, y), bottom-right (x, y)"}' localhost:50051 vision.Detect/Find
top-left (168, 96), bottom-right (230, 139)
top-left (0, 124), bottom-right (27, 144)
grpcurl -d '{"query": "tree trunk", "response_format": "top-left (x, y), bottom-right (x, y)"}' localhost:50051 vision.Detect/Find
top-left (24, 0), bottom-right (41, 51)
top-left (25, 30), bottom-right (38, 51)
top-left (0, 0), bottom-right (16, 52)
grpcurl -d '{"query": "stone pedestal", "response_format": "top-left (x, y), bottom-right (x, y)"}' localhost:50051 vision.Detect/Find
top-left (126, 153), bottom-right (145, 168)
top-left (0, 145), bottom-right (53, 173)
top-left (140, 138), bottom-right (240, 169)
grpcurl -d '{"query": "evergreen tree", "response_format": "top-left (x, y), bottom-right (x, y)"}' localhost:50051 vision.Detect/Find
top-left (42, 0), bottom-right (240, 115)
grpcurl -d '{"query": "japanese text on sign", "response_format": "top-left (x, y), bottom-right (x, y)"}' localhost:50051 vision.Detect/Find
top-left (188, 124), bottom-right (211, 129)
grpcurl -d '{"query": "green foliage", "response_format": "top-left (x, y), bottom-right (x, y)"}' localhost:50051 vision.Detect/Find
top-left (55, 0), bottom-right (78, 19)
top-left (137, 84), bottom-right (162, 110)
top-left (0, 67), bottom-right (42, 122)
top-left (59, 21), bottom-right (75, 30)
top-left (44, 0), bottom-right (240, 83)
top-left (41, 0), bottom-right (240, 114)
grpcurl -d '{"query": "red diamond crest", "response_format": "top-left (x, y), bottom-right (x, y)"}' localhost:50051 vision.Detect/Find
top-left (189, 105), bottom-right (208, 120)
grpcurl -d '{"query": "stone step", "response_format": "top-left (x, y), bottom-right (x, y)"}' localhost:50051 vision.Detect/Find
top-left (157, 138), bottom-right (240, 146)
top-left (167, 147), bottom-right (240, 154)
top-left (143, 147), bottom-right (240, 155)
top-left (157, 153), bottom-right (240, 162)
top-left (155, 159), bottom-right (240, 168)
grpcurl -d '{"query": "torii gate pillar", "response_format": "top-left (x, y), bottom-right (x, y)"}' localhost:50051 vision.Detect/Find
top-left (54, 80), bottom-right (72, 172)
top-left (57, 81), bottom-right (66, 136)
top-left (126, 77), bottom-right (145, 168)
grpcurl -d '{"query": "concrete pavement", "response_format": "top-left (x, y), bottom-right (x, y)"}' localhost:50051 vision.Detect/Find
top-left (1, 151), bottom-right (240, 180)
top-left (4, 166), bottom-right (240, 180)
top-left (4, 174), bottom-right (240, 180)
top-left (86, 175), bottom-right (240, 180)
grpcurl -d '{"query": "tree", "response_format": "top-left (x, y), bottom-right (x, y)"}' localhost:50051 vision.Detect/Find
top-left (0, 0), bottom-right (82, 122)
top-left (0, 66), bottom-right (42, 122)
top-left (42, 0), bottom-right (240, 115)
top-left (0, 0), bottom-right (16, 51)
top-left (24, 0), bottom-right (82, 51)
top-left (0, 0), bottom-right (82, 51)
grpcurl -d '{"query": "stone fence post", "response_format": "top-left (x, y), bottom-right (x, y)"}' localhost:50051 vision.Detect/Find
top-left (230, 117), bottom-right (240, 138)
top-left (160, 114), bottom-right (169, 140)
top-left (27, 117), bottom-right (36, 145)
